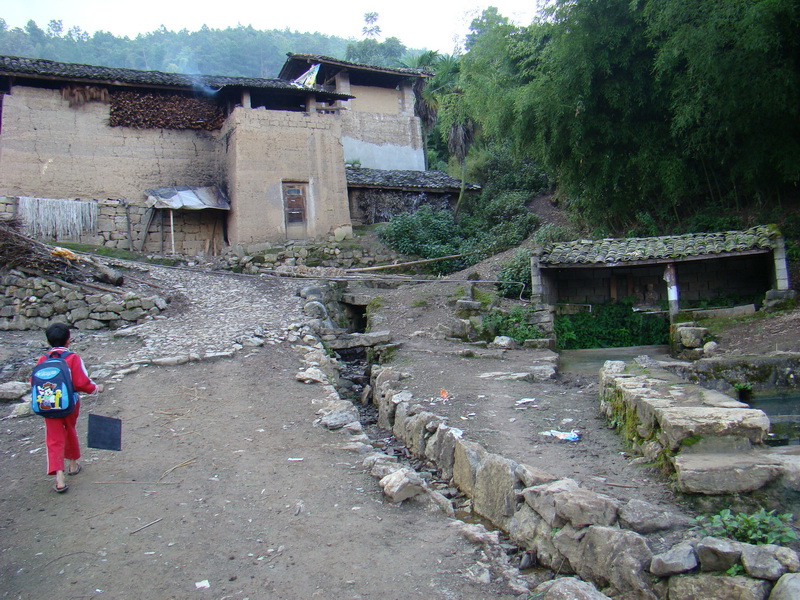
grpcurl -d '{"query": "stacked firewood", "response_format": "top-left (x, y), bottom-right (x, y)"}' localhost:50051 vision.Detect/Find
top-left (0, 219), bottom-right (122, 285)
top-left (109, 90), bottom-right (225, 130)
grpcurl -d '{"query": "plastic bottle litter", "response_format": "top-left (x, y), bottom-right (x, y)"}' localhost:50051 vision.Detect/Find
top-left (539, 429), bottom-right (581, 441)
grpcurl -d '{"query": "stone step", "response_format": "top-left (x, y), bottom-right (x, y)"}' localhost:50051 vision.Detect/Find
top-left (657, 407), bottom-right (771, 451)
top-left (671, 451), bottom-right (784, 494)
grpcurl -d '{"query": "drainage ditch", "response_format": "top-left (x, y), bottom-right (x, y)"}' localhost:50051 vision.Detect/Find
top-left (327, 313), bottom-right (540, 576)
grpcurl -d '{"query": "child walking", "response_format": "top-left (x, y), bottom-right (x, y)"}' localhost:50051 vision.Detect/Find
top-left (36, 322), bottom-right (103, 493)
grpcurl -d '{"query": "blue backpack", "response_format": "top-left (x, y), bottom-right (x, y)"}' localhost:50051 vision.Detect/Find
top-left (31, 350), bottom-right (76, 418)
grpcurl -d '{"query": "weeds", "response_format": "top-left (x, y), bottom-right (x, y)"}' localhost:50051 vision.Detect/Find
top-left (693, 508), bottom-right (798, 545)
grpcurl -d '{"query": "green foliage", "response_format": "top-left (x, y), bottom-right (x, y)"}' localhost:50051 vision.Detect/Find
top-left (377, 206), bottom-right (462, 274)
top-left (453, 1), bottom-right (800, 234)
top-left (554, 301), bottom-right (669, 349)
top-left (346, 36), bottom-right (406, 67)
top-left (378, 199), bottom-right (540, 276)
top-left (480, 305), bottom-right (543, 344)
top-left (532, 223), bottom-right (576, 247)
top-left (693, 508), bottom-right (798, 546)
top-left (459, 192), bottom-right (541, 256)
top-left (497, 249), bottom-right (532, 299)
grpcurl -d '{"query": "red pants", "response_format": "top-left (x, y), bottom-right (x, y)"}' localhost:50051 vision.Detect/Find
top-left (44, 402), bottom-right (80, 475)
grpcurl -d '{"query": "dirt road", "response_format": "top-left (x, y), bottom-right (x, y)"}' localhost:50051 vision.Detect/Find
top-left (3, 260), bottom-right (798, 599)
top-left (1, 266), bottom-right (522, 600)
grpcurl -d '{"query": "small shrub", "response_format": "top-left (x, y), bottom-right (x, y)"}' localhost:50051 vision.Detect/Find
top-left (693, 508), bottom-right (798, 545)
top-left (497, 249), bottom-right (532, 299)
top-left (480, 305), bottom-right (543, 344)
top-left (531, 223), bottom-right (576, 246)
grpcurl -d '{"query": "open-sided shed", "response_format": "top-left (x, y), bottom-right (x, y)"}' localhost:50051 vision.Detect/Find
top-left (531, 225), bottom-right (791, 317)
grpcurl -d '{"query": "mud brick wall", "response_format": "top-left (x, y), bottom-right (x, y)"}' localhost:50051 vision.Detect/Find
top-left (0, 87), bottom-right (221, 204)
top-left (222, 107), bottom-right (350, 246)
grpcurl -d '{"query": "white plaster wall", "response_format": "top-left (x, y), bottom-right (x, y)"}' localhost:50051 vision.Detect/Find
top-left (341, 110), bottom-right (424, 171)
top-left (342, 137), bottom-right (425, 171)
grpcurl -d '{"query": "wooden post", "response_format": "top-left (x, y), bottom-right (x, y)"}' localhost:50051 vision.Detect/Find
top-left (169, 209), bottom-right (176, 255)
top-left (663, 263), bottom-right (679, 323)
top-left (124, 201), bottom-right (134, 251)
top-left (137, 208), bottom-right (156, 252)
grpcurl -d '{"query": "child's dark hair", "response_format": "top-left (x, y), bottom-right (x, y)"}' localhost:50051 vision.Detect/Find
top-left (45, 322), bottom-right (71, 347)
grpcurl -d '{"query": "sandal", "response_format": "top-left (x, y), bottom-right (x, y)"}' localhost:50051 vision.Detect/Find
top-left (68, 463), bottom-right (82, 476)
top-left (53, 482), bottom-right (69, 493)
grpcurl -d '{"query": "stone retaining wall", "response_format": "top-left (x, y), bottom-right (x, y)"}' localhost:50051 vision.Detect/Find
top-left (360, 362), bottom-right (800, 599)
top-left (220, 240), bottom-right (400, 273)
top-left (0, 270), bottom-right (167, 331)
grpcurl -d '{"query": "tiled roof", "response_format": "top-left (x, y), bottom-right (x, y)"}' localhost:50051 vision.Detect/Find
top-left (0, 55), bottom-right (351, 98)
top-left (540, 225), bottom-right (780, 266)
top-left (345, 166), bottom-right (480, 192)
top-left (280, 53), bottom-right (430, 80)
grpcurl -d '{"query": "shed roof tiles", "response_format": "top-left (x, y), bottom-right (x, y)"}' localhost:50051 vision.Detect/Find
top-left (345, 166), bottom-right (480, 192)
top-left (540, 225), bottom-right (779, 266)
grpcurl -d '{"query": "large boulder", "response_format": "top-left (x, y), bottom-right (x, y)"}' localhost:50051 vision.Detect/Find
top-left (650, 542), bottom-right (698, 577)
top-left (531, 577), bottom-right (611, 599)
top-left (771, 573), bottom-right (800, 600)
top-left (657, 407), bottom-right (770, 450)
top-left (522, 479), bottom-right (580, 527)
top-left (619, 498), bottom-right (688, 534)
top-left (379, 467), bottom-right (425, 503)
top-left (452, 439), bottom-right (488, 496)
top-left (696, 536), bottom-right (742, 572)
top-left (574, 526), bottom-right (655, 599)
top-left (472, 453), bottom-right (519, 530)
top-left (667, 574), bottom-right (770, 600)
top-left (554, 489), bottom-right (620, 528)
top-left (424, 424), bottom-right (462, 481)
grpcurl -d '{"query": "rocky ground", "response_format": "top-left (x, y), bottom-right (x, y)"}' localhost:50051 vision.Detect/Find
top-left (1, 256), bottom-right (798, 599)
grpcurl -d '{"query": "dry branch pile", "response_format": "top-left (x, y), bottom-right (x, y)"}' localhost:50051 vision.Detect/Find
top-left (0, 219), bottom-right (121, 285)
top-left (110, 91), bottom-right (225, 130)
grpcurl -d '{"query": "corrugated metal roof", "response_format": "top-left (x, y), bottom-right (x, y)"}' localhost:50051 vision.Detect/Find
top-left (345, 166), bottom-right (480, 192)
top-left (540, 225), bottom-right (779, 266)
top-left (0, 55), bottom-right (351, 99)
top-left (145, 185), bottom-right (230, 210)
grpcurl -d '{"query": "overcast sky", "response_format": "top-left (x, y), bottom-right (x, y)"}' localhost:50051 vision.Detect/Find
top-left (3, 1), bottom-right (544, 54)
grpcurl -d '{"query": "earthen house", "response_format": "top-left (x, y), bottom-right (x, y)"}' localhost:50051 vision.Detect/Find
top-left (0, 53), bottom-right (442, 255)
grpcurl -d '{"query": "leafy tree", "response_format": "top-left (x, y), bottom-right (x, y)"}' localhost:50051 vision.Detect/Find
top-left (644, 0), bottom-right (800, 208)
